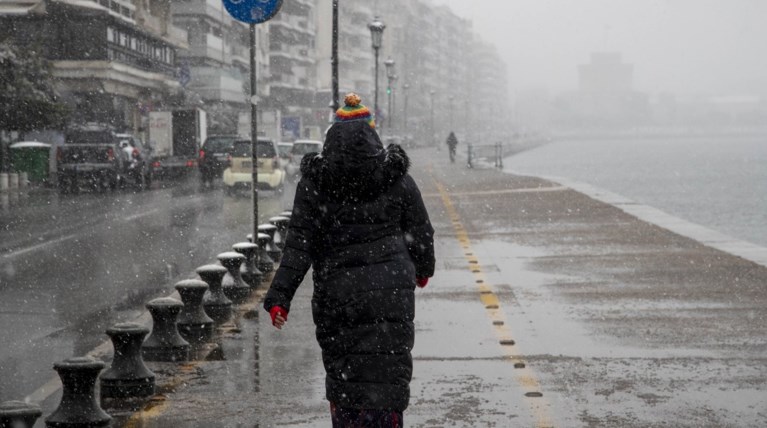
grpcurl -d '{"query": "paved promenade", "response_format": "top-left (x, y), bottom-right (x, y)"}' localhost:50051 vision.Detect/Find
top-left (108, 144), bottom-right (766, 427)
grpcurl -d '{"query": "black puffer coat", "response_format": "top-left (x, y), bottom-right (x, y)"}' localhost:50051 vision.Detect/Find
top-left (264, 121), bottom-right (435, 411)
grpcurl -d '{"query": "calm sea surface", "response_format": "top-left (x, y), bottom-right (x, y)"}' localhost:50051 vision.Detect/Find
top-left (505, 135), bottom-right (767, 248)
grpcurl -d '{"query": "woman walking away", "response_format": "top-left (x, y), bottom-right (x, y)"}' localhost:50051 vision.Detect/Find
top-left (264, 93), bottom-right (435, 427)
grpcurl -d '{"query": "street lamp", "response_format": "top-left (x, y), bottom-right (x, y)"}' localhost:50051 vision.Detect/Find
top-left (402, 83), bottom-right (410, 139)
top-left (429, 90), bottom-right (437, 150)
top-left (368, 17), bottom-right (385, 124)
top-left (384, 57), bottom-right (395, 134)
top-left (389, 74), bottom-right (398, 134)
top-left (330, 0), bottom-right (339, 111)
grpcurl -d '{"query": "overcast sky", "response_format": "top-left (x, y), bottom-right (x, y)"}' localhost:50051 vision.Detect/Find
top-left (432, 0), bottom-right (767, 96)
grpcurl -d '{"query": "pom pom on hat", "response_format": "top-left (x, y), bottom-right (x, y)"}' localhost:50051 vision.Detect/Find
top-left (335, 92), bottom-right (375, 128)
top-left (344, 93), bottom-right (361, 107)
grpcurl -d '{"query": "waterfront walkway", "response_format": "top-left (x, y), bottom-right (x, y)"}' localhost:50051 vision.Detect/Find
top-left (113, 145), bottom-right (767, 427)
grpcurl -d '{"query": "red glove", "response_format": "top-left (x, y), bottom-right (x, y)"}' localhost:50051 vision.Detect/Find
top-left (416, 277), bottom-right (429, 288)
top-left (269, 306), bottom-right (288, 327)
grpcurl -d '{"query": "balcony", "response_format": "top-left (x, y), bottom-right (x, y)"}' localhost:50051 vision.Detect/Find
top-left (270, 15), bottom-right (314, 37)
top-left (189, 67), bottom-right (246, 104)
top-left (136, 13), bottom-right (188, 49)
top-left (269, 44), bottom-right (315, 65)
top-left (170, 0), bottom-right (227, 24)
top-left (183, 32), bottom-right (229, 63)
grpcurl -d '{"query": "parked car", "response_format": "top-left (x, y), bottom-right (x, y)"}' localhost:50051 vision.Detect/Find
top-left (222, 138), bottom-right (285, 194)
top-left (277, 142), bottom-right (293, 170)
top-left (199, 135), bottom-right (237, 186)
top-left (285, 139), bottom-right (322, 179)
top-left (57, 126), bottom-right (150, 193)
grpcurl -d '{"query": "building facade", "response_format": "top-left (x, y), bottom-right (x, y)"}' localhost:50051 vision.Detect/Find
top-left (0, 0), bottom-right (188, 134)
top-left (2, 0), bottom-right (510, 143)
top-left (266, 0), bottom-right (319, 140)
top-left (170, 0), bottom-right (270, 135)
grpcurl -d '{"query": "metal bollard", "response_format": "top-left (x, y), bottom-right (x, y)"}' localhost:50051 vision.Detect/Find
top-left (141, 297), bottom-right (190, 362)
top-left (269, 215), bottom-right (290, 250)
top-left (100, 323), bottom-right (155, 399)
top-left (258, 224), bottom-right (282, 262)
top-left (19, 172), bottom-right (28, 188)
top-left (255, 233), bottom-right (275, 274)
top-left (45, 357), bottom-right (112, 428)
top-left (0, 173), bottom-right (8, 192)
top-left (232, 242), bottom-right (262, 288)
top-left (0, 401), bottom-right (42, 428)
top-left (8, 173), bottom-right (18, 189)
top-left (175, 279), bottom-right (214, 344)
top-left (196, 264), bottom-right (233, 324)
top-left (217, 252), bottom-right (249, 304)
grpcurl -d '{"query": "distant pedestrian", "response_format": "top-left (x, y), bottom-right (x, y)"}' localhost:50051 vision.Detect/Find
top-left (264, 93), bottom-right (435, 427)
top-left (446, 131), bottom-right (458, 163)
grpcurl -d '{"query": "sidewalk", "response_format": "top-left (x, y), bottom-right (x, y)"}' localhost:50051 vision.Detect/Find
top-left (112, 145), bottom-right (767, 427)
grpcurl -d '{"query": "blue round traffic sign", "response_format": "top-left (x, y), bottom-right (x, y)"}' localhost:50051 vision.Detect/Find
top-left (223, 0), bottom-right (283, 24)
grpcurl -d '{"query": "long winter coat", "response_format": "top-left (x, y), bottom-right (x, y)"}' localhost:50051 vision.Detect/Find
top-left (264, 120), bottom-right (435, 411)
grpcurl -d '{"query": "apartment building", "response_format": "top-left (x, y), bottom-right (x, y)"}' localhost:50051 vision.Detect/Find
top-left (0, 0), bottom-right (188, 133)
top-left (266, 0), bottom-right (319, 140)
top-left (471, 39), bottom-right (509, 140)
top-left (170, 0), bottom-right (270, 135)
top-left (313, 0), bottom-right (375, 132)
top-left (1, 0), bottom-right (508, 141)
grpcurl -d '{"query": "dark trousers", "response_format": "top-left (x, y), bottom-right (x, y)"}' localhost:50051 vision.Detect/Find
top-left (330, 403), bottom-right (403, 428)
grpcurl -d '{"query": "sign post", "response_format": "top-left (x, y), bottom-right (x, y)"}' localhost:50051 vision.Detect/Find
top-left (222, 0), bottom-right (283, 255)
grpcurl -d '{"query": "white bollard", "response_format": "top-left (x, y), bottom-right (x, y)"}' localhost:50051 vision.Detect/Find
top-left (8, 173), bottom-right (18, 189)
top-left (19, 172), bottom-right (28, 188)
top-left (0, 173), bottom-right (8, 191)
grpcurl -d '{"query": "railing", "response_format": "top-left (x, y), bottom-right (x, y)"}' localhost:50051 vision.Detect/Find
top-left (466, 136), bottom-right (551, 169)
top-left (466, 143), bottom-right (505, 169)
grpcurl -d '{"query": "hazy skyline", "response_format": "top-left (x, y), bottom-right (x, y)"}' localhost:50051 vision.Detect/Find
top-left (432, 0), bottom-right (767, 97)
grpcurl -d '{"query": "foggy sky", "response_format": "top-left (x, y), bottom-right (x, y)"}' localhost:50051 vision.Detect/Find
top-left (433, 0), bottom-right (767, 97)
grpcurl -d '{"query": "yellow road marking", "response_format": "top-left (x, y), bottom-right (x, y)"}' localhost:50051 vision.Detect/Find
top-left (122, 362), bottom-right (201, 427)
top-left (432, 177), bottom-right (556, 428)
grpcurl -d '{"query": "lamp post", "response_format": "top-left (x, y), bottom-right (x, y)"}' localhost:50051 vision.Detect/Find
top-left (384, 57), bottom-right (395, 134)
top-left (330, 0), bottom-right (339, 111)
top-left (368, 17), bottom-right (385, 125)
top-left (402, 83), bottom-right (410, 139)
top-left (429, 90), bottom-right (437, 150)
top-left (390, 74), bottom-right (398, 133)
top-left (464, 99), bottom-right (469, 140)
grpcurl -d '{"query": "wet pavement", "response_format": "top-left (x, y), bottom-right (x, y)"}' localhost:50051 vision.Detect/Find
top-left (5, 144), bottom-right (767, 427)
top-left (0, 177), bottom-right (293, 412)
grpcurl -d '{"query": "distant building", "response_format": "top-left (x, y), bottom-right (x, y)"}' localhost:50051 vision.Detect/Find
top-left (562, 52), bottom-right (650, 129)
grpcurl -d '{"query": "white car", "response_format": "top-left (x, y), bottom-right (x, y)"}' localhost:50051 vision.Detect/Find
top-left (286, 139), bottom-right (323, 179)
top-left (222, 139), bottom-right (285, 193)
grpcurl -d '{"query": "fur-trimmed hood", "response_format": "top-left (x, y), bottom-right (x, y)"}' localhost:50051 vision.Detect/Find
top-left (299, 121), bottom-right (410, 201)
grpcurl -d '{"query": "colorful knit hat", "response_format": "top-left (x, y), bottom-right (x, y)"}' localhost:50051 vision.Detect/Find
top-left (334, 93), bottom-right (376, 129)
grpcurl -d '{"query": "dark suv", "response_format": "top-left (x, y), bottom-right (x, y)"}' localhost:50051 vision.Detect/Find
top-left (199, 135), bottom-right (237, 185)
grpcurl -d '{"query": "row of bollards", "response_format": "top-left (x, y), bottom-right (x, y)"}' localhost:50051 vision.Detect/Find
top-left (0, 212), bottom-right (292, 428)
top-left (0, 172), bottom-right (28, 192)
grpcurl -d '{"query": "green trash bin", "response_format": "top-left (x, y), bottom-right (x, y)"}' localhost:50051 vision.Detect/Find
top-left (10, 141), bottom-right (52, 183)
